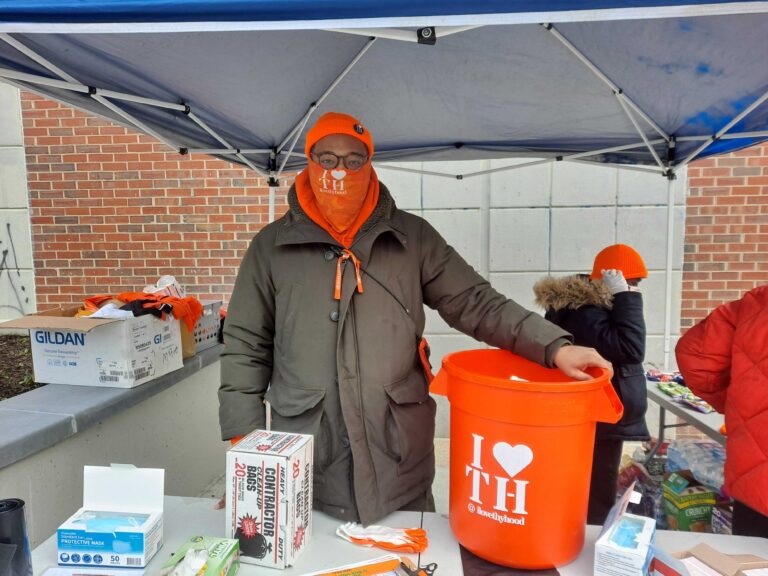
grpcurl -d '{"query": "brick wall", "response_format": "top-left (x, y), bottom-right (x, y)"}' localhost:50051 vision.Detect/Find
top-left (682, 143), bottom-right (768, 330)
top-left (19, 91), bottom-right (768, 328)
top-left (21, 92), bottom-right (289, 308)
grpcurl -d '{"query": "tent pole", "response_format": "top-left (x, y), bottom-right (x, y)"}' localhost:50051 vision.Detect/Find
top-left (675, 86), bottom-right (768, 170)
top-left (325, 25), bottom-right (481, 42)
top-left (542, 24), bottom-right (670, 142)
top-left (663, 173), bottom-right (676, 371)
top-left (0, 34), bottom-right (180, 150)
top-left (460, 139), bottom-right (667, 178)
top-left (615, 95), bottom-right (666, 170)
top-left (186, 111), bottom-right (270, 177)
top-left (187, 148), bottom-right (272, 155)
top-left (277, 37), bottom-right (377, 153)
top-left (1, 33), bottom-right (273, 176)
top-left (677, 131), bottom-right (768, 141)
top-left (93, 96), bottom-right (179, 150)
top-left (568, 159), bottom-right (664, 175)
top-left (0, 67), bottom-right (90, 93)
top-left (277, 111), bottom-right (313, 177)
top-left (377, 138), bottom-right (666, 180)
top-left (480, 159), bottom-right (491, 280)
top-left (0, 65), bottom-right (189, 111)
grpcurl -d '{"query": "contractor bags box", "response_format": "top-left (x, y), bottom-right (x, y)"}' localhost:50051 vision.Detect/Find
top-left (57, 464), bottom-right (164, 569)
top-left (226, 429), bottom-right (313, 569)
top-left (0, 306), bottom-right (183, 387)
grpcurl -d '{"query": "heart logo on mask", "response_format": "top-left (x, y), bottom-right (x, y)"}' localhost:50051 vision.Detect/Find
top-left (331, 170), bottom-right (346, 180)
top-left (492, 442), bottom-right (533, 478)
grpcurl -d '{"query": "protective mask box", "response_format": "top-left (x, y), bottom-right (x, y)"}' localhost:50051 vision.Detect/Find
top-left (57, 464), bottom-right (164, 569)
top-left (594, 482), bottom-right (656, 576)
top-left (226, 429), bottom-right (314, 569)
top-left (0, 306), bottom-right (183, 388)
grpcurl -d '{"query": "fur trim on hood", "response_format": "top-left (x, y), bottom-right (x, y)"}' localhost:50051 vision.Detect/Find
top-left (533, 274), bottom-right (614, 312)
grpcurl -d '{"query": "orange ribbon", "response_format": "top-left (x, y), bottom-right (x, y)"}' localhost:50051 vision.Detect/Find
top-left (334, 248), bottom-right (364, 301)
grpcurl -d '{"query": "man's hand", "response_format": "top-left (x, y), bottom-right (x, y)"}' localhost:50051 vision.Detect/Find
top-left (554, 345), bottom-right (613, 381)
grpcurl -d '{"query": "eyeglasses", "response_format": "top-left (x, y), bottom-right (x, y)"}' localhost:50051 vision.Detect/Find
top-left (311, 151), bottom-right (369, 171)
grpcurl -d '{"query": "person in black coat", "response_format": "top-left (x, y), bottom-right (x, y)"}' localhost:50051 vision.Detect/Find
top-left (533, 244), bottom-right (650, 524)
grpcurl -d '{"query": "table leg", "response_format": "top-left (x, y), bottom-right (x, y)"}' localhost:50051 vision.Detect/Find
top-left (646, 406), bottom-right (666, 461)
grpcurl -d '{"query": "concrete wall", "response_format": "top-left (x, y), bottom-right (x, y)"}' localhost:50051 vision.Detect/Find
top-left (377, 160), bottom-right (686, 437)
top-left (0, 83), bottom-right (36, 321)
top-left (0, 362), bottom-right (227, 547)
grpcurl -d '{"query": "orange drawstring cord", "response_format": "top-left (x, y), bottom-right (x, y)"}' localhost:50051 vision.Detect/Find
top-left (334, 248), bottom-right (364, 301)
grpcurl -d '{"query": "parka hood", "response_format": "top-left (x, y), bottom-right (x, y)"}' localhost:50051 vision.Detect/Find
top-left (533, 274), bottom-right (614, 312)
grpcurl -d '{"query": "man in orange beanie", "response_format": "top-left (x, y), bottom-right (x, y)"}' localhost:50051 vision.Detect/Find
top-left (534, 244), bottom-right (649, 524)
top-left (220, 112), bottom-right (612, 525)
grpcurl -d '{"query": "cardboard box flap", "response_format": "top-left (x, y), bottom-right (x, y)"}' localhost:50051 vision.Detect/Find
top-left (673, 544), bottom-right (768, 576)
top-left (597, 480), bottom-right (642, 539)
top-left (0, 306), bottom-right (121, 332)
top-left (83, 464), bottom-right (164, 513)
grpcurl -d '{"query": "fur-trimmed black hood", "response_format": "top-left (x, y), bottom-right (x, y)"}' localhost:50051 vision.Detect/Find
top-left (533, 274), bottom-right (614, 311)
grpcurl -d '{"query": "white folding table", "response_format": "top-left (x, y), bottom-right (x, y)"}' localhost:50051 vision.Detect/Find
top-left (32, 496), bottom-right (768, 575)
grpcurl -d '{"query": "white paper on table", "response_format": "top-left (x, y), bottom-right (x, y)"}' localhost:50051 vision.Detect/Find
top-left (744, 569), bottom-right (768, 576)
top-left (297, 553), bottom-right (401, 575)
top-left (41, 567), bottom-right (145, 576)
top-left (681, 556), bottom-right (726, 576)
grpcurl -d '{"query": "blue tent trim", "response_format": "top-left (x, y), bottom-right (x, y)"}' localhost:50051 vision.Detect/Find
top-left (1, 0), bottom-right (767, 23)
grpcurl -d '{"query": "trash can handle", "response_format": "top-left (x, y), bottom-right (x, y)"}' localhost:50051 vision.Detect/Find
top-left (430, 369), bottom-right (448, 396)
top-left (591, 379), bottom-right (624, 424)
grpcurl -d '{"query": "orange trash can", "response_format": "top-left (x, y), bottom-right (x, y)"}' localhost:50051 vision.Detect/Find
top-left (431, 349), bottom-right (622, 569)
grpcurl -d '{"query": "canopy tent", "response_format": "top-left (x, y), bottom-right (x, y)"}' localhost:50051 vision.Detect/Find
top-left (1, 0), bottom-right (768, 186)
top-left (1, 1), bottom-right (767, 369)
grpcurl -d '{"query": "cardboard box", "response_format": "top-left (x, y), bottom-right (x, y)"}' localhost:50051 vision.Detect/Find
top-left (662, 471), bottom-right (717, 532)
top-left (160, 536), bottom-right (239, 576)
top-left (651, 543), bottom-right (768, 576)
top-left (180, 300), bottom-right (221, 358)
top-left (711, 502), bottom-right (733, 535)
top-left (0, 306), bottom-right (183, 388)
top-left (595, 482), bottom-right (656, 576)
top-left (226, 429), bottom-right (314, 569)
top-left (57, 465), bottom-right (164, 569)
top-left (193, 300), bottom-right (222, 353)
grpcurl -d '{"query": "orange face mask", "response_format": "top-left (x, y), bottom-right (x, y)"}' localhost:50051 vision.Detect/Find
top-left (306, 158), bottom-right (373, 234)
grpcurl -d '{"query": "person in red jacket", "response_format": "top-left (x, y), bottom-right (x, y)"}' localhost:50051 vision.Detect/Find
top-left (675, 284), bottom-right (768, 538)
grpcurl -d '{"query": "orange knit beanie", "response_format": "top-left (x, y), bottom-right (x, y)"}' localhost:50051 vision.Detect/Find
top-left (305, 112), bottom-right (374, 157)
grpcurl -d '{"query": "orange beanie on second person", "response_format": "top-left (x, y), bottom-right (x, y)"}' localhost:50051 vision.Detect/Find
top-left (590, 244), bottom-right (648, 280)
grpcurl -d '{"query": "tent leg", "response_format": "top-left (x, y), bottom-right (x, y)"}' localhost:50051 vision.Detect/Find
top-left (480, 159), bottom-right (491, 280)
top-left (663, 174), bottom-right (676, 371)
top-left (269, 185), bottom-right (276, 224)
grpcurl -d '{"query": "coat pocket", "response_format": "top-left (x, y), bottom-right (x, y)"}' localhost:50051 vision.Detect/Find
top-left (615, 364), bottom-right (648, 426)
top-left (264, 384), bottom-right (332, 471)
top-left (383, 372), bottom-right (436, 477)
